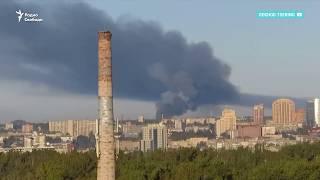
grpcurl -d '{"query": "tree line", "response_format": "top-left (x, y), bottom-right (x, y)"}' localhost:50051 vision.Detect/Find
top-left (1, 142), bottom-right (320, 179)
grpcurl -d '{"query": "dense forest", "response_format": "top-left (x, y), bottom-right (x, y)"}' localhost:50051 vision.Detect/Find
top-left (1, 142), bottom-right (320, 179)
top-left (0, 150), bottom-right (96, 180)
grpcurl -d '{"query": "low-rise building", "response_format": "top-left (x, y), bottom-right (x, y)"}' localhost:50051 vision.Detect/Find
top-left (120, 139), bottom-right (140, 152)
top-left (22, 123), bottom-right (33, 133)
top-left (138, 116), bottom-right (144, 123)
top-left (5, 122), bottom-right (13, 130)
top-left (185, 118), bottom-right (207, 125)
top-left (185, 125), bottom-right (210, 133)
top-left (122, 122), bottom-right (143, 138)
top-left (237, 125), bottom-right (261, 138)
top-left (168, 137), bottom-right (208, 149)
top-left (262, 126), bottom-right (276, 136)
top-left (24, 137), bottom-right (33, 148)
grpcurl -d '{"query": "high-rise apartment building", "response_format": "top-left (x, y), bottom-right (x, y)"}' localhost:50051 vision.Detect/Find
top-left (294, 108), bottom-right (305, 124)
top-left (253, 104), bottom-right (264, 124)
top-left (216, 108), bottom-right (237, 138)
top-left (174, 119), bottom-right (185, 132)
top-left (306, 100), bottom-right (315, 127)
top-left (315, 98), bottom-right (319, 126)
top-left (272, 98), bottom-right (295, 125)
top-left (140, 124), bottom-right (168, 152)
top-left (49, 120), bottom-right (96, 137)
top-left (49, 120), bottom-right (73, 135)
top-left (306, 98), bottom-right (320, 127)
top-left (75, 120), bottom-right (96, 137)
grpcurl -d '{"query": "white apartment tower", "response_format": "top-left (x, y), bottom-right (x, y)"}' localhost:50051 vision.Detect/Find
top-left (140, 124), bottom-right (168, 152)
top-left (306, 98), bottom-right (320, 127)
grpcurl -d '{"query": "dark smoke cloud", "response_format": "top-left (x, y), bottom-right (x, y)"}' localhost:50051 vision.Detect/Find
top-left (0, 1), bottom-right (304, 118)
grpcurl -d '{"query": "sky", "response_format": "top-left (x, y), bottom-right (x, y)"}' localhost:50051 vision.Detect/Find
top-left (0, 0), bottom-right (319, 122)
top-left (90, 0), bottom-right (320, 97)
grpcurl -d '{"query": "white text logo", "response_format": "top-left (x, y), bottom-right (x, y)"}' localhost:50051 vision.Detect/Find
top-left (15, 9), bottom-right (43, 23)
top-left (16, 9), bottom-right (24, 22)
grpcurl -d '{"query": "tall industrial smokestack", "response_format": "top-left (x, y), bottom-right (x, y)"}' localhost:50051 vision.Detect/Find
top-left (97, 31), bottom-right (115, 180)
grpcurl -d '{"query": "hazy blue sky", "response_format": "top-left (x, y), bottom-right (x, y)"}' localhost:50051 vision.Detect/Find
top-left (90, 0), bottom-right (320, 97)
top-left (0, 0), bottom-right (319, 122)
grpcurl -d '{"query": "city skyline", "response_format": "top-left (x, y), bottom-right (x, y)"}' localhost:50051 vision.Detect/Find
top-left (0, 0), bottom-right (319, 122)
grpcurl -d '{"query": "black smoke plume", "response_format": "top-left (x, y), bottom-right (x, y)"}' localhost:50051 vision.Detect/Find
top-left (0, 1), bottom-right (302, 118)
